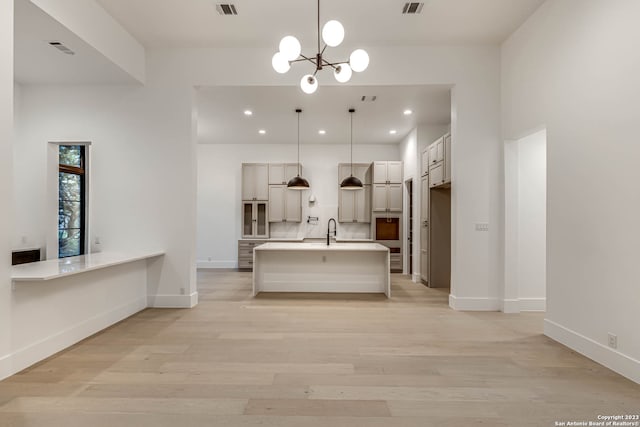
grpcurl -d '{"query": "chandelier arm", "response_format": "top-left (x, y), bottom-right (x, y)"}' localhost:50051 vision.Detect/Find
top-left (321, 59), bottom-right (340, 70)
top-left (290, 57), bottom-right (310, 63)
top-left (320, 44), bottom-right (327, 55)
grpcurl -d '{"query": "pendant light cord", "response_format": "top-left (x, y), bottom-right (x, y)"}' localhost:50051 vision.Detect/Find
top-left (317, 0), bottom-right (321, 56)
top-left (297, 111), bottom-right (301, 176)
top-left (350, 111), bottom-right (354, 176)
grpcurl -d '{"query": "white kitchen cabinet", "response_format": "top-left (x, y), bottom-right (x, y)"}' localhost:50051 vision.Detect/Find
top-left (429, 162), bottom-right (444, 188)
top-left (420, 175), bottom-right (429, 283)
top-left (268, 185), bottom-right (301, 223)
top-left (429, 137), bottom-right (444, 166)
top-left (338, 163), bottom-right (372, 185)
top-left (242, 163), bottom-right (269, 201)
top-left (373, 183), bottom-right (402, 213)
top-left (421, 148), bottom-right (429, 177)
top-left (242, 201), bottom-right (269, 238)
top-left (269, 163), bottom-right (301, 185)
top-left (444, 133), bottom-right (451, 184)
top-left (373, 161), bottom-right (403, 184)
top-left (338, 186), bottom-right (371, 223)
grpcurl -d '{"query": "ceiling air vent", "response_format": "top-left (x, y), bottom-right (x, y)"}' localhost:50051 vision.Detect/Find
top-left (402, 2), bottom-right (424, 14)
top-left (216, 3), bottom-right (238, 15)
top-left (360, 96), bottom-right (377, 102)
top-left (48, 41), bottom-right (75, 55)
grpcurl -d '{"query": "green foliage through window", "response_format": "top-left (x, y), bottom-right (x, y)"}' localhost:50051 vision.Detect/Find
top-left (58, 145), bottom-right (85, 258)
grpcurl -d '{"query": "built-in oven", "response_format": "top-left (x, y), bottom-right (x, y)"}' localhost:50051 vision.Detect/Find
top-left (374, 216), bottom-right (402, 272)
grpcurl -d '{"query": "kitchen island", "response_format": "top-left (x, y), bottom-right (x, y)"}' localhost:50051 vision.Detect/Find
top-left (253, 242), bottom-right (391, 297)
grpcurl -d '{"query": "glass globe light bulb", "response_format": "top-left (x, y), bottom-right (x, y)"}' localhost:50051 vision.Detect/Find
top-left (334, 63), bottom-right (352, 83)
top-left (322, 20), bottom-right (345, 47)
top-left (279, 36), bottom-right (301, 61)
top-left (272, 52), bottom-right (290, 74)
top-left (349, 49), bottom-right (369, 72)
top-left (300, 74), bottom-right (318, 94)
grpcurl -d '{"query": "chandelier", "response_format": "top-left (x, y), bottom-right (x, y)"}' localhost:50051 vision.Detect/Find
top-left (271, 0), bottom-right (369, 94)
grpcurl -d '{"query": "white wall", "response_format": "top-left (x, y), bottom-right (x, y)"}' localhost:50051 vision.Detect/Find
top-left (13, 84), bottom-right (197, 306)
top-left (504, 130), bottom-right (546, 313)
top-left (197, 143), bottom-right (400, 268)
top-left (502, 0), bottom-right (640, 383)
top-left (0, 0), bottom-right (14, 379)
top-left (150, 45), bottom-right (502, 309)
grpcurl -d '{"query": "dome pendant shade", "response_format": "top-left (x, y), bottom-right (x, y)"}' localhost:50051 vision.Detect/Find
top-left (287, 175), bottom-right (310, 190)
top-left (340, 175), bottom-right (363, 190)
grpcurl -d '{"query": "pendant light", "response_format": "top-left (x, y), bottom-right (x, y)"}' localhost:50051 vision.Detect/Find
top-left (340, 108), bottom-right (363, 190)
top-left (287, 109), bottom-right (310, 190)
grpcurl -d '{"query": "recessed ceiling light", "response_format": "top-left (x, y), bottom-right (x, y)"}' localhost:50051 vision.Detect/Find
top-left (389, 130), bottom-right (397, 135)
top-left (318, 130), bottom-right (326, 135)
top-left (244, 110), bottom-right (253, 116)
top-left (258, 129), bottom-right (266, 134)
top-left (403, 109), bottom-right (413, 115)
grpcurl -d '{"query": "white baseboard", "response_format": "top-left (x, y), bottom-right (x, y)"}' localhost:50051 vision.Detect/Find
top-left (544, 319), bottom-right (640, 384)
top-left (502, 298), bottom-right (546, 313)
top-left (449, 294), bottom-right (501, 311)
top-left (147, 292), bottom-right (198, 308)
top-left (0, 297), bottom-right (146, 381)
top-left (519, 297), bottom-right (546, 312)
top-left (196, 260), bottom-right (237, 269)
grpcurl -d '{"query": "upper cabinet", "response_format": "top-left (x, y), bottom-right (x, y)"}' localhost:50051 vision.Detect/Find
top-left (268, 185), bottom-right (302, 223)
top-left (338, 163), bottom-right (372, 185)
top-left (421, 149), bottom-right (429, 177)
top-left (242, 163), bottom-right (269, 201)
top-left (373, 183), bottom-right (402, 213)
top-left (373, 161), bottom-right (403, 184)
top-left (428, 133), bottom-right (451, 188)
top-left (269, 163), bottom-right (301, 185)
top-left (339, 187), bottom-right (371, 223)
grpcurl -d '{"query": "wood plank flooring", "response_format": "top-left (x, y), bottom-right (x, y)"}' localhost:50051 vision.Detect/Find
top-left (0, 271), bottom-right (638, 426)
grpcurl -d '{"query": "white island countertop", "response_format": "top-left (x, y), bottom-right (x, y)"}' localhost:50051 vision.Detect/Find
top-left (11, 251), bottom-right (165, 282)
top-left (255, 242), bottom-right (388, 252)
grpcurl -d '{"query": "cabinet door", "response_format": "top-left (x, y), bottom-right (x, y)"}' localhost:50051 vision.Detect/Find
top-left (338, 164), bottom-right (351, 182)
top-left (338, 189), bottom-right (355, 222)
top-left (436, 140), bottom-right (444, 163)
top-left (242, 202), bottom-right (254, 237)
top-left (421, 175), bottom-right (429, 220)
top-left (242, 165), bottom-right (255, 200)
top-left (354, 164), bottom-right (372, 184)
top-left (372, 184), bottom-right (388, 212)
top-left (268, 186), bottom-right (284, 222)
top-left (285, 163), bottom-right (300, 184)
top-left (429, 163), bottom-right (444, 188)
top-left (285, 188), bottom-right (302, 222)
top-left (388, 184), bottom-right (403, 212)
top-left (268, 163), bottom-right (285, 185)
top-left (421, 149), bottom-right (429, 177)
top-left (255, 202), bottom-right (269, 237)
top-left (387, 161), bottom-right (403, 183)
top-left (420, 175), bottom-right (429, 282)
top-left (444, 133), bottom-right (451, 183)
top-left (373, 162), bottom-right (388, 184)
top-left (355, 186), bottom-right (371, 223)
top-left (254, 164), bottom-right (269, 200)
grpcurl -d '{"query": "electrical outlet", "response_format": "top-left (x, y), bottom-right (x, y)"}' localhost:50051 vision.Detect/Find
top-left (608, 333), bottom-right (617, 349)
top-left (475, 223), bottom-right (489, 232)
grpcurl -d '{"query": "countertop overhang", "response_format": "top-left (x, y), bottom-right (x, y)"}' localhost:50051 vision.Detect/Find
top-left (11, 251), bottom-right (165, 282)
top-left (254, 242), bottom-right (388, 252)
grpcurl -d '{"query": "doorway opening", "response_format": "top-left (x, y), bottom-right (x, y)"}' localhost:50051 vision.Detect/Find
top-left (504, 129), bottom-right (547, 313)
top-left (407, 179), bottom-right (413, 275)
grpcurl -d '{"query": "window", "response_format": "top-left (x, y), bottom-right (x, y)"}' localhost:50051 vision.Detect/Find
top-left (58, 145), bottom-right (86, 258)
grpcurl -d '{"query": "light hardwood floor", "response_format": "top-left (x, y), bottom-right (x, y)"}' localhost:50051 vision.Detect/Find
top-left (0, 271), bottom-right (638, 426)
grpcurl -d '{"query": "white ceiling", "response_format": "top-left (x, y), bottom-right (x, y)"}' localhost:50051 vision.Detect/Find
top-left (197, 85), bottom-right (451, 145)
top-left (14, 0), bottom-right (137, 85)
top-left (96, 0), bottom-right (545, 48)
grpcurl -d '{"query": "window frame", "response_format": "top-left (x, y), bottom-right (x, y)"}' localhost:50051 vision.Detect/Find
top-left (58, 145), bottom-right (87, 258)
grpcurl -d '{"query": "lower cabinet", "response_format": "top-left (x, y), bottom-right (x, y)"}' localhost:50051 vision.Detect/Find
top-left (242, 201), bottom-right (269, 238)
top-left (238, 240), bottom-right (266, 270)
